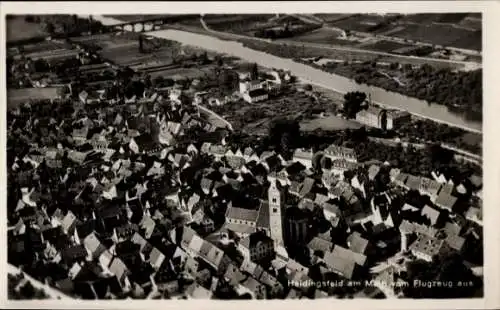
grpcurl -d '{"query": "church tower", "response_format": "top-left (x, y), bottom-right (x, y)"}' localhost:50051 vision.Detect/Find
top-left (268, 178), bottom-right (285, 245)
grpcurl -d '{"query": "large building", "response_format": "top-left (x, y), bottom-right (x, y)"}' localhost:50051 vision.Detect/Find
top-left (356, 106), bottom-right (411, 130)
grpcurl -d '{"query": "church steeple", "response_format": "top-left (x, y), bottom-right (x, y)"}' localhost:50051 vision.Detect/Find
top-left (268, 178), bottom-right (285, 245)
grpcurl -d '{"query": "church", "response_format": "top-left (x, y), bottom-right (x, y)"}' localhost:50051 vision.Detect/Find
top-left (224, 177), bottom-right (287, 246)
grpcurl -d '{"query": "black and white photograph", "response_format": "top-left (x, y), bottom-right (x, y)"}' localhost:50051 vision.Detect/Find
top-left (1, 1), bottom-right (498, 308)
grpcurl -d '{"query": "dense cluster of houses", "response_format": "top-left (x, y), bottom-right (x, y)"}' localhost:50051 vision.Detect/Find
top-left (7, 40), bottom-right (482, 299)
top-left (7, 80), bottom-right (483, 298)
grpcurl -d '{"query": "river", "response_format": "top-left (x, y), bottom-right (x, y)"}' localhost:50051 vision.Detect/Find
top-left (89, 15), bottom-right (482, 134)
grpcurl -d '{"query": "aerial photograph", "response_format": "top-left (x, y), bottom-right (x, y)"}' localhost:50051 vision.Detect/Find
top-left (5, 12), bottom-right (483, 300)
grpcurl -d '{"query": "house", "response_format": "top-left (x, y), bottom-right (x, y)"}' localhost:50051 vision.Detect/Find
top-left (239, 80), bottom-right (263, 94)
top-left (258, 271), bottom-right (283, 297)
top-left (329, 159), bottom-right (358, 178)
top-left (307, 237), bottom-right (333, 257)
top-left (323, 201), bottom-right (341, 223)
top-left (435, 191), bottom-right (458, 212)
top-left (465, 206), bottom-right (482, 226)
top-left (404, 175), bottom-right (421, 191)
top-left (347, 232), bottom-right (370, 255)
top-left (239, 276), bottom-right (267, 299)
top-left (61, 211), bottom-right (78, 234)
top-left (83, 232), bottom-right (106, 261)
top-left (243, 89), bottom-right (268, 103)
top-left (224, 204), bottom-right (259, 236)
top-left (421, 205), bottom-right (441, 227)
top-left (324, 245), bottom-right (367, 280)
top-left (393, 172), bottom-right (409, 188)
top-left (129, 134), bottom-right (162, 155)
top-left (419, 177), bottom-right (442, 202)
top-left (292, 149), bottom-right (314, 169)
top-left (409, 234), bottom-right (446, 262)
top-left (61, 245), bottom-right (88, 267)
top-left (185, 282), bottom-right (213, 299)
top-left (324, 145), bottom-right (357, 163)
top-left (108, 257), bottom-right (131, 289)
top-left (238, 230), bottom-right (275, 263)
top-left (147, 247), bottom-right (166, 270)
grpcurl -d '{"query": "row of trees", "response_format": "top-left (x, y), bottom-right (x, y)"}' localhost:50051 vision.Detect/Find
top-left (323, 61), bottom-right (482, 120)
top-left (254, 23), bottom-right (321, 39)
top-left (25, 15), bottom-right (107, 37)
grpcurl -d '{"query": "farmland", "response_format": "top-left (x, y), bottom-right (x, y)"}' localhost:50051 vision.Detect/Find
top-left (72, 32), bottom-right (183, 67)
top-left (300, 114), bottom-right (362, 132)
top-left (373, 23), bottom-right (482, 51)
top-left (288, 28), bottom-right (347, 45)
top-left (313, 13), bottom-right (482, 52)
top-left (326, 14), bottom-right (389, 33)
top-left (147, 67), bottom-right (208, 80)
top-left (6, 16), bottom-right (48, 43)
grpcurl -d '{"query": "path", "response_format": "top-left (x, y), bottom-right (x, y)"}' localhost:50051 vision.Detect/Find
top-left (196, 104), bottom-right (233, 131)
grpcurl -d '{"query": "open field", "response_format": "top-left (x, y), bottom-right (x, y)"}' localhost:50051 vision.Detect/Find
top-left (374, 23), bottom-right (481, 51)
top-left (7, 87), bottom-right (61, 109)
top-left (73, 33), bottom-right (186, 67)
top-left (313, 14), bottom-right (351, 23)
top-left (289, 28), bottom-right (346, 45)
top-left (148, 67), bottom-right (208, 80)
top-left (300, 114), bottom-right (362, 131)
top-left (328, 14), bottom-right (388, 33)
top-left (6, 16), bottom-right (48, 43)
top-left (360, 39), bottom-right (414, 53)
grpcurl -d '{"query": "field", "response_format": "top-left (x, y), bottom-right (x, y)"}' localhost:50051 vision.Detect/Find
top-left (328, 14), bottom-right (388, 33)
top-left (148, 67), bottom-right (208, 80)
top-left (374, 23), bottom-right (481, 50)
top-left (6, 16), bottom-right (48, 43)
top-left (72, 33), bottom-right (184, 67)
top-left (313, 14), bottom-right (351, 23)
top-left (289, 28), bottom-right (347, 45)
top-left (7, 87), bottom-right (61, 109)
top-left (300, 115), bottom-right (362, 131)
top-left (360, 40), bottom-right (414, 53)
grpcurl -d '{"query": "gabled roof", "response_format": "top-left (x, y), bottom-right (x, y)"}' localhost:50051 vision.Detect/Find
top-left (405, 175), bottom-right (421, 191)
top-left (435, 191), bottom-right (458, 211)
top-left (83, 232), bottom-right (103, 254)
top-left (347, 231), bottom-right (369, 254)
top-left (307, 237), bottom-right (333, 254)
top-left (409, 234), bottom-right (444, 257)
top-left (109, 257), bottom-right (129, 280)
top-left (421, 205), bottom-right (441, 226)
top-left (226, 205), bottom-right (259, 222)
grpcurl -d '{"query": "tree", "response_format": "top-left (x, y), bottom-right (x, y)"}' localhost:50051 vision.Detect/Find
top-left (43, 22), bottom-right (55, 34)
top-left (250, 63), bottom-right (259, 80)
top-left (343, 91), bottom-right (366, 118)
top-left (303, 84), bottom-right (313, 91)
top-left (139, 35), bottom-right (144, 53)
top-left (312, 152), bottom-right (323, 173)
top-left (269, 118), bottom-right (300, 155)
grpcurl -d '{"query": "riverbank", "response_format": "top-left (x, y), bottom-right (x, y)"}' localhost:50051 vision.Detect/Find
top-left (89, 15), bottom-right (481, 133)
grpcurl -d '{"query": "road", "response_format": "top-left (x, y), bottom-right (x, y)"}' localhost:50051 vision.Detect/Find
top-left (8, 263), bottom-right (72, 300)
top-left (196, 104), bottom-right (234, 131)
